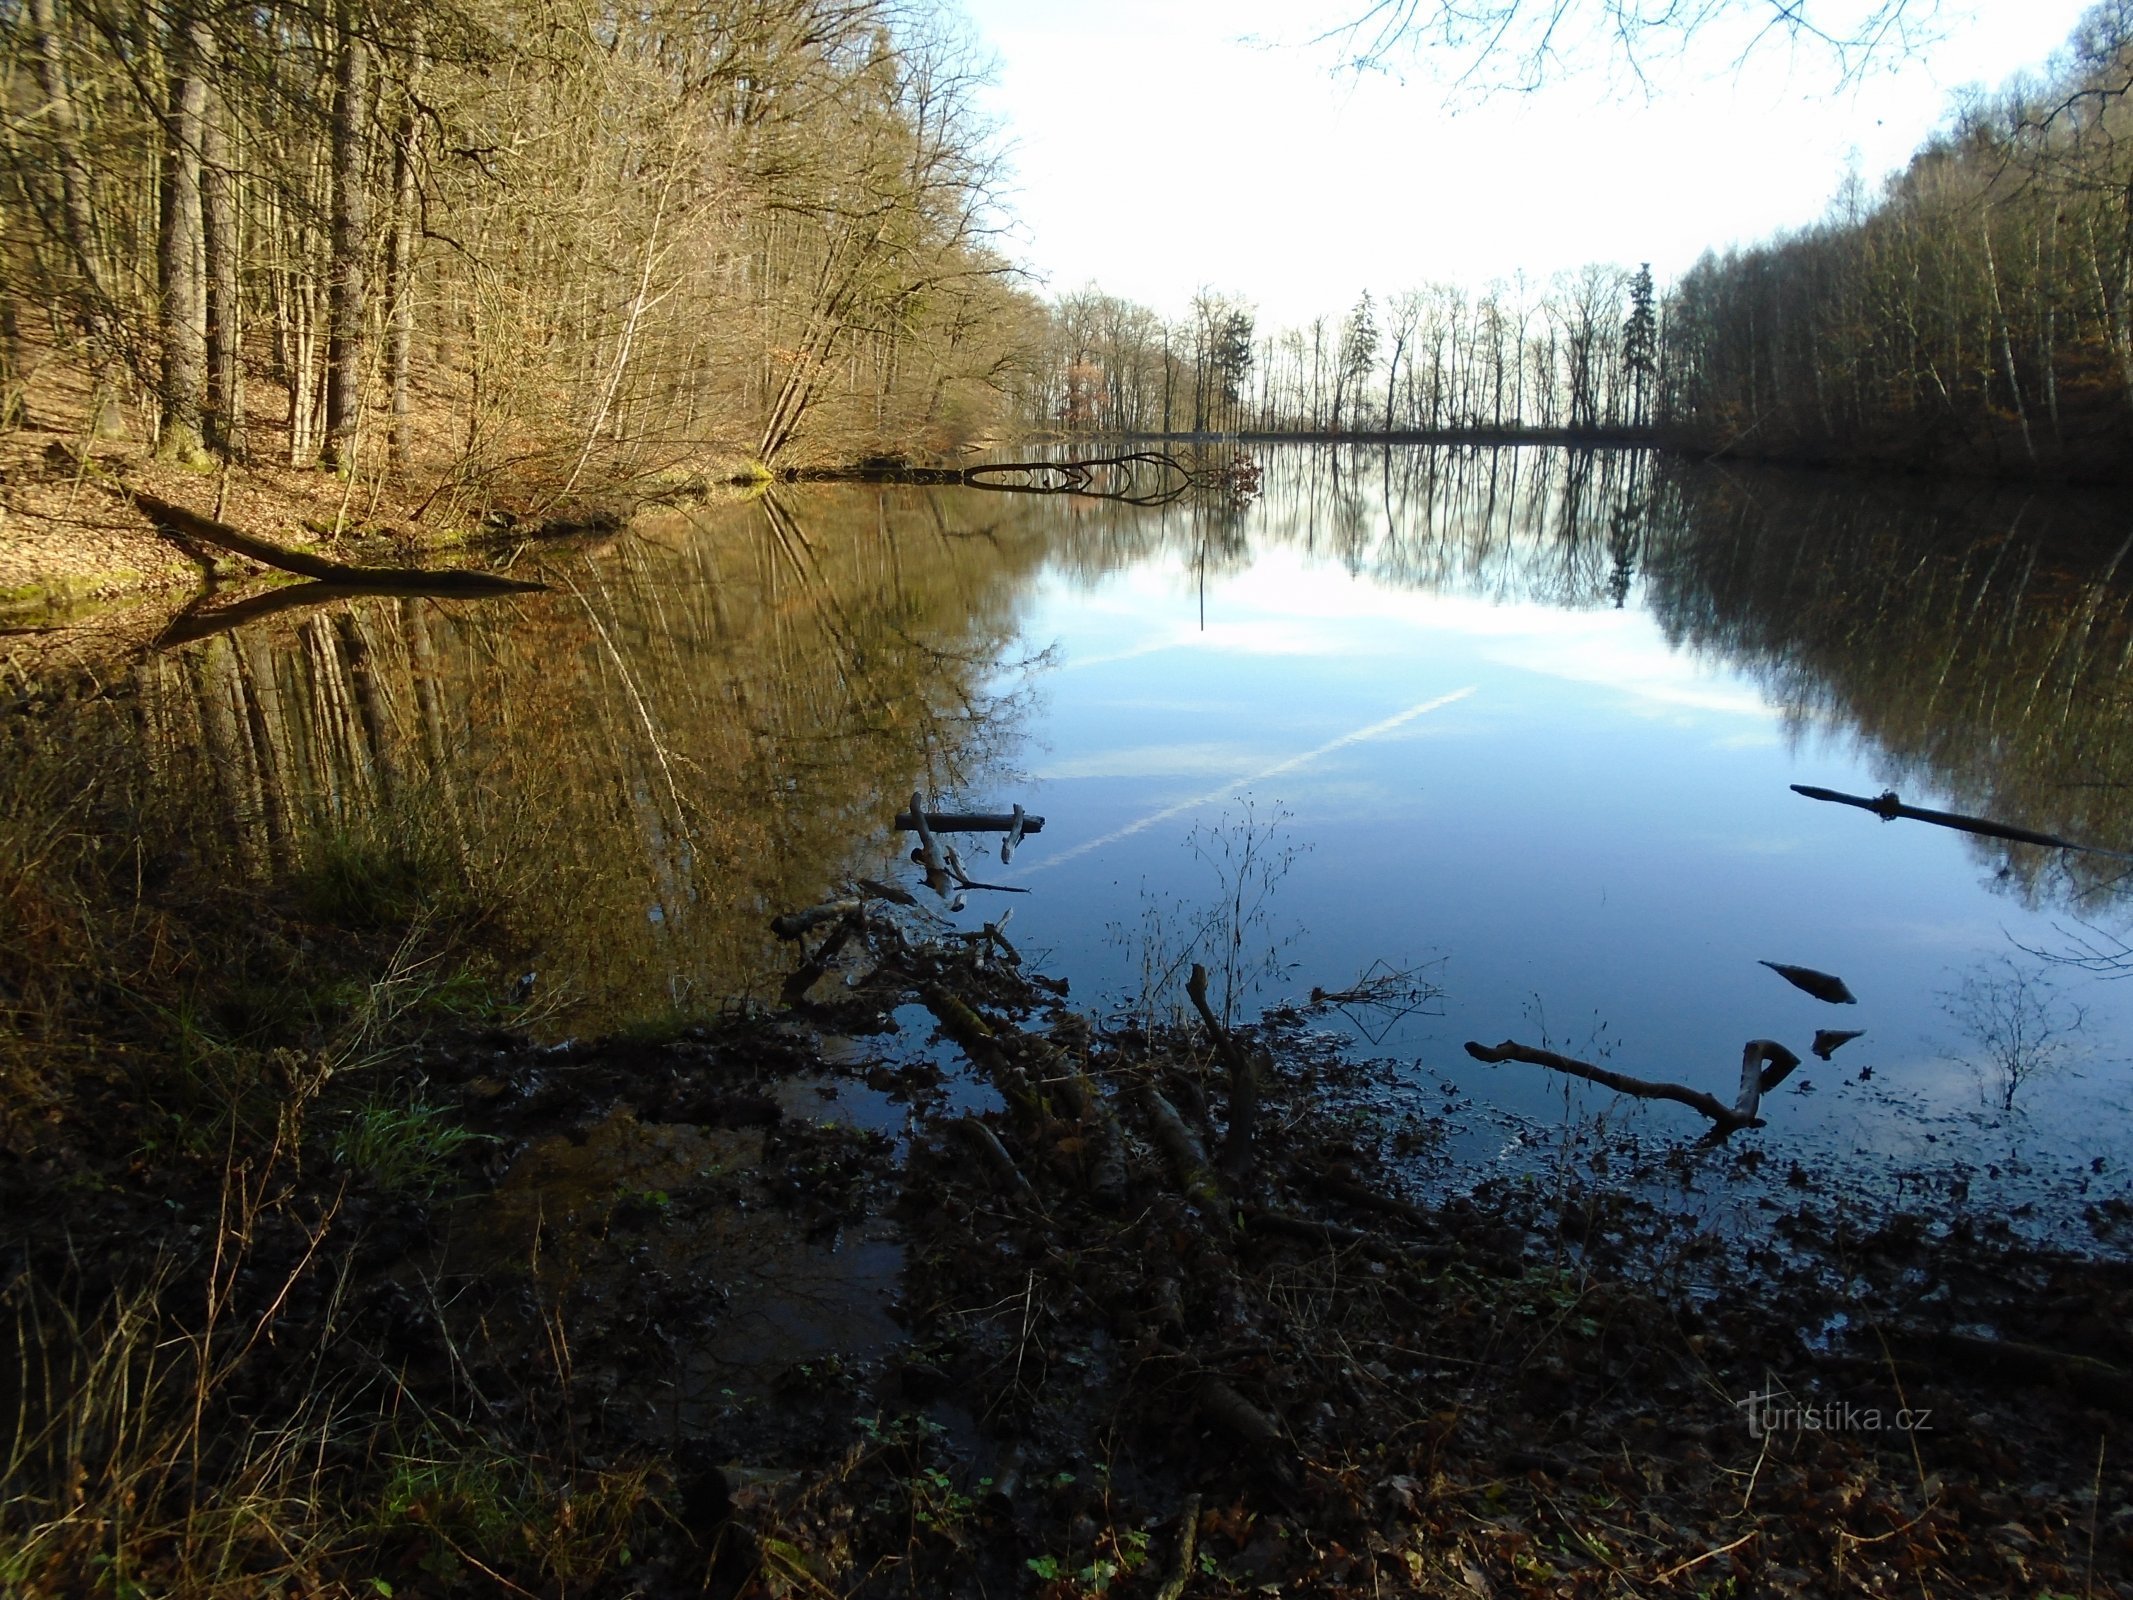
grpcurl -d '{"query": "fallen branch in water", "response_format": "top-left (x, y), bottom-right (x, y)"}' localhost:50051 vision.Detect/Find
top-left (783, 451), bottom-right (1259, 508)
top-left (1187, 963), bottom-right (1257, 1181)
top-left (1793, 783), bottom-right (2133, 860)
top-left (128, 489), bottom-right (548, 595)
top-left (907, 792), bottom-right (952, 899)
top-left (1463, 1037), bottom-right (1800, 1139)
top-left (892, 809), bottom-right (1046, 836)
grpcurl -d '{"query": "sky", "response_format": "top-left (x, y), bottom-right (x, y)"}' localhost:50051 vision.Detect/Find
top-left (954, 0), bottom-right (2099, 326)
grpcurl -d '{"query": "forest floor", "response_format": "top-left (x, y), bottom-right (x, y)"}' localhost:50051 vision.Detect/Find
top-left (4, 797), bottom-right (2131, 1599)
top-left (0, 362), bottom-right (747, 616)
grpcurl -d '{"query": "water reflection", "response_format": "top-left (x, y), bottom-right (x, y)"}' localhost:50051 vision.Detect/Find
top-left (25, 451), bottom-right (2133, 1164)
top-left (121, 489), bottom-right (1061, 1029)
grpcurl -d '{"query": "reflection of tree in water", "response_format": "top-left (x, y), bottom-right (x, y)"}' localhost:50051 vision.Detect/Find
top-left (1040, 447), bottom-right (2133, 916)
top-left (93, 447), bottom-right (2133, 1026)
top-left (126, 488), bottom-right (1064, 1030)
top-left (1636, 469), bottom-right (2133, 909)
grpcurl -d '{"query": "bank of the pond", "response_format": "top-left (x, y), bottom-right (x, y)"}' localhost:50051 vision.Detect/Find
top-left (4, 820), bottom-right (2130, 1597)
top-left (0, 437), bottom-right (702, 620)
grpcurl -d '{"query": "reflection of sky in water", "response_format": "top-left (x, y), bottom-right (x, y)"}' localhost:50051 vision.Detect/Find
top-left (961, 540), bottom-right (2132, 1232)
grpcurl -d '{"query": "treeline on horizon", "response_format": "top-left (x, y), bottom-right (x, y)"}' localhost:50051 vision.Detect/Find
top-left (0, 0), bottom-right (1037, 492)
top-left (1022, 0), bottom-right (2133, 481)
top-left (8, 0), bottom-right (2131, 499)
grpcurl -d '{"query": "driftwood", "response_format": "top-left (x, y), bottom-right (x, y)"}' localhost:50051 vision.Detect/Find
top-left (1464, 1037), bottom-right (1800, 1139)
top-left (919, 983), bottom-right (1126, 1207)
top-left (946, 1115), bottom-right (1035, 1201)
top-left (893, 810), bottom-right (1046, 836)
top-left (770, 899), bottom-right (862, 940)
top-left (1190, 1373), bottom-right (1296, 1491)
top-left (130, 490), bottom-right (547, 595)
top-left (1759, 960), bottom-right (1858, 1005)
top-left (907, 792), bottom-right (952, 899)
top-left (1140, 1086), bottom-right (1224, 1212)
top-left (788, 451), bottom-right (1253, 509)
top-left (1154, 1495), bottom-right (1202, 1600)
top-left (939, 842), bottom-right (1031, 896)
top-left (1186, 964), bottom-right (1257, 1181)
top-left (1793, 783), bottom-right (2133, 860)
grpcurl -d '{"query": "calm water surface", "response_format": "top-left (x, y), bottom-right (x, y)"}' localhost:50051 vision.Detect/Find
top-left (86, 446), bottom-right (2133, 1236)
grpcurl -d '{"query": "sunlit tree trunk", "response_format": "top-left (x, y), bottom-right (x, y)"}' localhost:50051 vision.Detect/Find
top-left (202, 42), bottom-right (245, 460)
top-left (159, 11), bottom-right (212, 466)
top-left (324, 0), bottom-right (369, 473)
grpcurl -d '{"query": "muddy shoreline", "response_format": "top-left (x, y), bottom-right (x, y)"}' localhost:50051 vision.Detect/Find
top-left (7, 878), bottom-right (2130, 1597)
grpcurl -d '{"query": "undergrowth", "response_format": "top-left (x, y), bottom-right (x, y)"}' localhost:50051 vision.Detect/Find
top-left (0, 685), bottom-right (629, 1598)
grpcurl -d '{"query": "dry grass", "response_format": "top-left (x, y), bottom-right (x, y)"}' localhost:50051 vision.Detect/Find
top-left (0, 667), bottom-right (671, 1596)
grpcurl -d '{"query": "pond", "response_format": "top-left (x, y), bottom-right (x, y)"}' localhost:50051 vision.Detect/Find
top-left (51, 444), bottom-right (2133, 1243)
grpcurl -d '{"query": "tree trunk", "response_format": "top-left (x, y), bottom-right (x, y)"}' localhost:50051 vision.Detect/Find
top-left (323, 0), bottom-right (370, 473)
top-left (159, 11), bottom-right (212, 467)
top-left (202, 41), bottom-right (245, 460)
top-left (384, 28), bottom-right (423, 471)
top-left (30, 0), bottom-right (123, 437)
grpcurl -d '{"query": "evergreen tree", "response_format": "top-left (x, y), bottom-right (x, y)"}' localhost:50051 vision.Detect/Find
top-left (1623, 263), bottom-right (1657, 428)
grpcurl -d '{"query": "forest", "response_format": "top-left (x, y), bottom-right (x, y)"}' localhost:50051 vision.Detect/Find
top-left (1, 0), bottom-right (1037, 500)
top-left (1018, 0), bottom-right (2133, 480)
top-left (6, 0), bottom-right (2132, 497)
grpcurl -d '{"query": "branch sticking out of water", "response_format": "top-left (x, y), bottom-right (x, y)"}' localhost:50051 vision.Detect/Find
top-left (785, 451), bottom-right (1261, 508)
top-left (1463, 1037), bottom-right (1800, 1141)
top-left (1792, 783), bottom-right (2133, 860)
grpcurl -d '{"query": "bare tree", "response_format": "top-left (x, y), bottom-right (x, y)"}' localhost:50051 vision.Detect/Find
top-left (1316, 0), bottom-right (1948, 90)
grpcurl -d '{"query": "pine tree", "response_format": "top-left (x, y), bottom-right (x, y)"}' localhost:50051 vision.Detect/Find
top-left (1623, 263), bottom-right (1658, 428)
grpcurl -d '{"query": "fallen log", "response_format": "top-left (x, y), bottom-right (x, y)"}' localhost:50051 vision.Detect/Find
top-left (1792, 783), bottom-right (2133, 860)
top-left (919, 985), bottom-right (1044, 1124)
top-left (907, 792), bottom-right (952, 899)
top-left (1051, 1066), bottom-right (1130, 1209)
top-left (787, 450), bottom-right (1251, 509)
top-left (1304, 1166), bottom-right (1434, 1233)
top-left (1190, 1373), bottom-right (1297, 1492)
top-left (1154, 1496), bottom-right (1202, 1600)
top-left (946, 1115), bottom-right (1035, 1202)
top-left (1140, 1086), bottom-right (1224, 1213)
top-left (1463, 1038), bottom-right (1798, 1139)
top-left (893, 810), bottom-right (1046, 836)
top-left (130, 490), bottom-right (547, 595)
top-left (1242, 1204), bottom-right (1463, 1268)
top-left (151, 579), bottom-right (516, 650)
